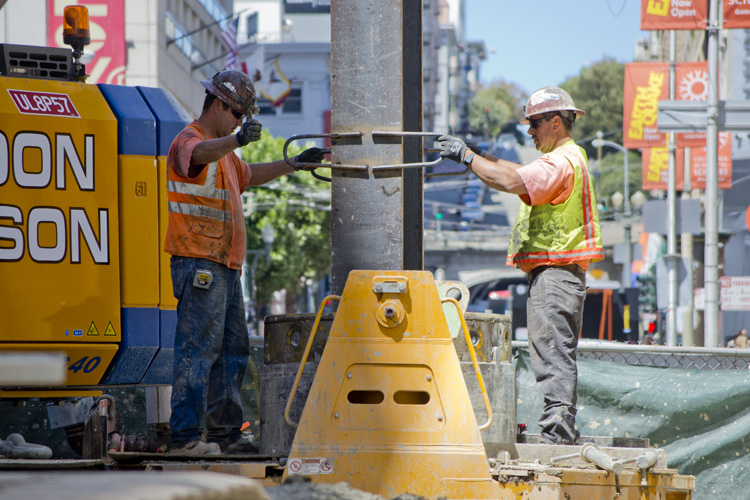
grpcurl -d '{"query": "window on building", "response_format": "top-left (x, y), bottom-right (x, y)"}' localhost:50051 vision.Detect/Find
top-left (283, 85), bottom-right (302, 113)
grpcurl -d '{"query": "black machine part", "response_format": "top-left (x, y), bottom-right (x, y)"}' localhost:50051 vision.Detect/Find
top-left (0, 43), bottom-right (76, 81)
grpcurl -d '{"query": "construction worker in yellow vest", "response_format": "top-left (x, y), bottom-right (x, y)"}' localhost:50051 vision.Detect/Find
top-left (438, 86), bottom-right (603, 445)
top-left (164, 69), bottom-right (324, 456)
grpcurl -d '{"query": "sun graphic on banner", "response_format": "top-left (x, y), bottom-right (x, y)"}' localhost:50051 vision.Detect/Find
top-left (678, 70), bottom-right (708, 101)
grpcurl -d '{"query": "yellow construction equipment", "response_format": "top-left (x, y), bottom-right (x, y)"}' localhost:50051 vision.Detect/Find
top-left (282, 270), bottom-right (501, 498)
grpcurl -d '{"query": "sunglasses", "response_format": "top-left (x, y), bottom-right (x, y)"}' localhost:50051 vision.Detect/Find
top-left (230, 108), bottom-right (244, 120)
top-left (528, 114), bottom-right (557, 129)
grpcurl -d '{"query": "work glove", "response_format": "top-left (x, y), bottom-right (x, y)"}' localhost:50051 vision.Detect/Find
top-left (235, 119), bottom-right (263, 146)
top-left (294, 147), bottom-right (327, 170)
top-left (437, 135), bottom-right (469, 164)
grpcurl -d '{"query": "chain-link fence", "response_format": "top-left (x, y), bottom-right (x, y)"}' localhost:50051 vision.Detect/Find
top-left (512, 340), bottom-right (750, 370)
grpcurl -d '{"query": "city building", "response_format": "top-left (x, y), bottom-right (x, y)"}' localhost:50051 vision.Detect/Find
top-left (0, 0), bottom-right (234, 117)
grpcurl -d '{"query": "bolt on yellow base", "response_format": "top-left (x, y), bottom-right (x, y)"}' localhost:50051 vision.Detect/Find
top-left (281, 270), bottom-right (500, 499)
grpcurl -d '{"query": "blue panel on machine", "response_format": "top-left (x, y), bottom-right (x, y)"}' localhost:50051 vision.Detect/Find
top-left (141, 309), bottom-right (177, 385)
top-left (103, 308), bottom-right (159, 384)
top-left (137, 86), bottom-right (192, 156)
top-left (98, 84), bottom-right (157, 156)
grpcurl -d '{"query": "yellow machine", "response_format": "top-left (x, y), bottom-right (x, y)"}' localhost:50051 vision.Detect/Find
top-left (282, 270), bottom-right (500, 498)
top-left (0, 7), bottom-right (188, 399)
top-left (1, 76), bottom-right (120, 391)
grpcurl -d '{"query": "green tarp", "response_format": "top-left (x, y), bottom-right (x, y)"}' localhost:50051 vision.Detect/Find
top-left (515, 349), bottom-right (750, 499)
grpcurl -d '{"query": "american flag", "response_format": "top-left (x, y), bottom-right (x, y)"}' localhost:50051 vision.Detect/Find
top-left (221, 16), bottom-right (239, 70)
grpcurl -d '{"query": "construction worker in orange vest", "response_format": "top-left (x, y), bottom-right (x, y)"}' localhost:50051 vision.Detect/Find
top-left (164, 70), bottom-right (324, 455)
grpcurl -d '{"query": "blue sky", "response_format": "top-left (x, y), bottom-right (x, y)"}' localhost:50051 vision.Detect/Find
top-left (465, 0), bottom-right (650, 94)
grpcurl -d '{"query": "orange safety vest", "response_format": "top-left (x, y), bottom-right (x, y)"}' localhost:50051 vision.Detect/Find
top-left (506, 141), bottom-right (603, 269)
top-left (164, 122), bottom-right (248, 269)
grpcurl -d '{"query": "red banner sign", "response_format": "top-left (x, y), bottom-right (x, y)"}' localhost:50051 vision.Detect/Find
top-left (7, 89), bottom-right (80, 117)
top-left (624, 63), bottom-right (669, 149)
top-left (690, 132), bottom-right (733, 189)
top-left (641, 0), bottom-right (708, 30)
top-left (46, 0), bottom-right (126, 85)
top-left (675, 61), bottom-right (708, 147)
top-left (642, 145), bottom-right (684, 191)
top-left (724, 0), bottom-right (750, 29)
top-left (641, 133), bottom-right (733, 191)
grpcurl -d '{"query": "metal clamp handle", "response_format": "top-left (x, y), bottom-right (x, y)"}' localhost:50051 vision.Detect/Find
top-left (371, 131), bottom-right (470, 177)
top-left (284, 294), bottom-right (341, 429)
top-left (283, 133), bottom-right (368, 171)
top-left (441, 297), bottom-right (493, 431)
top-left (282, 131), bottom-right (469, 178)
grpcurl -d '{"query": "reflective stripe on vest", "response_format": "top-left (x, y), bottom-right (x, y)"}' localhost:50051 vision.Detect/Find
top-left (167, 162), bottom-right (232, 224)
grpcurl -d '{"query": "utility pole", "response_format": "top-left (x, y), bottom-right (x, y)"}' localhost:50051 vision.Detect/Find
top-left (329, 0), bottom-right (423, 295)
top-left (704, 0), bottom-right (721, 347)
top-left (666, 30), bottom-right (678, 346)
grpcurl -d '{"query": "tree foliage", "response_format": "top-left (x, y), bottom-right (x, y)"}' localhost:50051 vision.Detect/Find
top-left (560, 58), bottom-right (626, 155)
top-left (240, 131), bottom-right (331, 305)
top-left (468, 81), bottom-right (526, 139)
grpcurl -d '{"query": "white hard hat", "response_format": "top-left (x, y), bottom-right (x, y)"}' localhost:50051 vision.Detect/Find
top-left (521, 87), bottom-right (585, 124)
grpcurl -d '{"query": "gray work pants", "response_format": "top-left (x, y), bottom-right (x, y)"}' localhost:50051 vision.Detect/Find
top-left (526, 264), bottom-right (586, 444)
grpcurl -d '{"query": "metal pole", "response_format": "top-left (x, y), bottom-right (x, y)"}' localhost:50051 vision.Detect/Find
top-left (682, 148), bottom-right (694, 346)
top-left (666, 30), bottom-right (678, 346)
top-left (402, 0), bottom-right (424, 271)
top-left (330, 0), bottom-right (420, 294)
top-left (623, 148), bottom-right (632, 289)
top-left (704, 0), bottom-right (721, 347)
top-left (592, 138), bottom-right (631, 289)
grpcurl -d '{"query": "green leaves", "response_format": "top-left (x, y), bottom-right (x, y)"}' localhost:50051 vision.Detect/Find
top-left (561, 58), bottom-right (626, 154)
top-left (468, 81), bottom-right (526, 139)
top-left (239, 130), bottom-right (331, 306)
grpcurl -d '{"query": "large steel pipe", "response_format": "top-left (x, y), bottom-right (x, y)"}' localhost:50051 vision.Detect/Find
top-left (329, 0), bottom-right (423, 294)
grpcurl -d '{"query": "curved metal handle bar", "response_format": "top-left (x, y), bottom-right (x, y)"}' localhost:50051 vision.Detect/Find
top-left (282, 131), bottom-right (470, 177)
top-left (371, 130), bottom-right (470, 177)
top-left (441, 297), bottom-right (493, 431)
top-left (371, 130), bottom-right (441, 170)
top-left (371, 157), bottom-right (444, 171)
top-left (284, 294), bottom-right (341, 429)
top-left (283, 133), bottom-right (368, 171)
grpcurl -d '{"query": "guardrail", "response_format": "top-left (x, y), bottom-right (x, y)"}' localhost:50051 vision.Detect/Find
top-left (512, 340), bottom-right (750, 370)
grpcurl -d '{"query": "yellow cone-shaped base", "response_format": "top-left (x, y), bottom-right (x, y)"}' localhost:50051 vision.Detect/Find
top-left (282, 270), bottom-right (500, 499)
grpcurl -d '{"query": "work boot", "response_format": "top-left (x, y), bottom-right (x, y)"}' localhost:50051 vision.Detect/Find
top-left (220, 434), bottom-right (259, 454)
top-left (169, 440), bottom-right (220, 456)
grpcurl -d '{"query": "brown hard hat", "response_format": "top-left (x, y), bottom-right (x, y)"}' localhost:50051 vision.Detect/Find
top-left (521, 86), bottom-right (585, 124)
top-left (201, 70), bottom-right (259, 117)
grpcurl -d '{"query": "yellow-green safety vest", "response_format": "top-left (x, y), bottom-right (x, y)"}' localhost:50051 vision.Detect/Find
top-left (507, 141), bottom-right (603, 268)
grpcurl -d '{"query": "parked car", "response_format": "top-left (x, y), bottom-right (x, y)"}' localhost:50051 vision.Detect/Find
top-left (465, 272), bottom-right (527, 314)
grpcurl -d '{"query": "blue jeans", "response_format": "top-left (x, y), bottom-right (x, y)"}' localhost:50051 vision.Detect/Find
top-left (526, 265), bottom-right (586, 444)
top-left (169, 256), bottom-right (249, 447)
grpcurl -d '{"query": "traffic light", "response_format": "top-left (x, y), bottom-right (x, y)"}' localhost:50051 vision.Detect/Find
top-left (636, 273), bottom-right (657, 312)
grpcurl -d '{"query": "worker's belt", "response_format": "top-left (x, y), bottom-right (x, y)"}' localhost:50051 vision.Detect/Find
top-left (528, 263), bottom-right (586, 281)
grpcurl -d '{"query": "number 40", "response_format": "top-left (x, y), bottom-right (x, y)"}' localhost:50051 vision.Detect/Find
top-left (67, 356), bottom-right (101, 374)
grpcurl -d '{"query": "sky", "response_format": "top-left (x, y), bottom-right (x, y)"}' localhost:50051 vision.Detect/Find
top-left (465, 0), bottom-right (650, 95)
